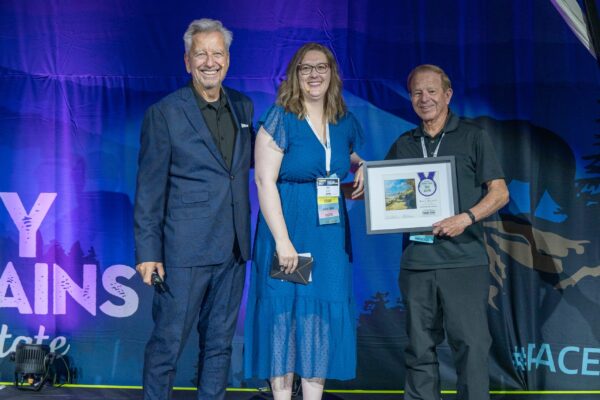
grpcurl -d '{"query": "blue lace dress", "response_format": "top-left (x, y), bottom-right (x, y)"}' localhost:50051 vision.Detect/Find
top-left (244, 105), bottom-right (363, 380)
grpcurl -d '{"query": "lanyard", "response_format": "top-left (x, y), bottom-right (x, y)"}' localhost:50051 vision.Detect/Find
top-left (420, 132), bottom-right (445, 158)
top-left (306, 115), bottom-right (331, 175)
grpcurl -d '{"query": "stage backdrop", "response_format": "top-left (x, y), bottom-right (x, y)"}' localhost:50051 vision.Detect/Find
top-left (1, 0), bottom-right (599, 392)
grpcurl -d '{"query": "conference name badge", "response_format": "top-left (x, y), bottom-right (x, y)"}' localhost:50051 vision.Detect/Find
top-left (316, 176), bottom-right (340, 225)
top-left (409, 233), bottom-right (435, 243)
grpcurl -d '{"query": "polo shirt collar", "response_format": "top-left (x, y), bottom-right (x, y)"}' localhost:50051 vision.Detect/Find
top-left (413, 109), bottom-right (459, 138)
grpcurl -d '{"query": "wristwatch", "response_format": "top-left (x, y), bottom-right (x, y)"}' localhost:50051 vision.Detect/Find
top-left (465, 209), bottom-right (477, 224)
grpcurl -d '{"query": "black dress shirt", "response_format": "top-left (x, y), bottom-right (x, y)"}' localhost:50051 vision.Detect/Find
top-left (191, 83), bottom-right (237, 169)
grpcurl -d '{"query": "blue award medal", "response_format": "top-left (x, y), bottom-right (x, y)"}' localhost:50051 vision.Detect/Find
top-left (417, 172), bottom-right (437, 197)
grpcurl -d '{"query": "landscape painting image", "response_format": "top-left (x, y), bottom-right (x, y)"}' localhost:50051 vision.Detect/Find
top-left (384, 178), bottom-right (417, 211)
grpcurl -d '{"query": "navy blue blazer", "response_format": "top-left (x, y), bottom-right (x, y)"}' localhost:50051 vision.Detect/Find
top-left (134, 85), bottom-right (254, 268)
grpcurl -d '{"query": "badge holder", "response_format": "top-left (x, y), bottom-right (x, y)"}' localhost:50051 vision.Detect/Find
top-left (317, 176), bottom-right (340, 225)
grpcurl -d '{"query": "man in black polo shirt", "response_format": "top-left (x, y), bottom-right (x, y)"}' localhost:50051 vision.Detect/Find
top-left (385, 64), bottom-right (509, 400)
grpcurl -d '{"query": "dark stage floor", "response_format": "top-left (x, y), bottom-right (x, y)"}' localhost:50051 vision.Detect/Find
top-left (1, 385), bottom-right (600, 400)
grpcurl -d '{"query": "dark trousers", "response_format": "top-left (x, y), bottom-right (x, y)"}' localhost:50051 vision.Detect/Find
top-left (142, 253), bottom-right (246, 400)
top-left (400, 266), bottom-right (491, 400)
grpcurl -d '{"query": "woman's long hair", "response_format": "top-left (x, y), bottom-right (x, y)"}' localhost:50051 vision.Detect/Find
top-left (276, 43), bottom-right (346, 124)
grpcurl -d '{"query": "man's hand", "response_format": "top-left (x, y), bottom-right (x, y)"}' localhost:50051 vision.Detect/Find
top-left (432, 179), bottom-right (508, 238)
top-left (432, 213), bottom-right (472, 238)
top-left (136, 262), bottom-right (164, 286)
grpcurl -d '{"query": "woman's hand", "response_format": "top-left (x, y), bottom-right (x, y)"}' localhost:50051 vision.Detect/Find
top-left (349, 153), bottom-right (365, 199)
top-left (276, 239), bottom-right (298, 274)
top-left (351, 162), bottom-right (365, 199)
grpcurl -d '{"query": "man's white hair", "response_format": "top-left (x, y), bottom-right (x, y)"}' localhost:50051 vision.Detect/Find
top-left (183, 18), bottom-right (233, 53)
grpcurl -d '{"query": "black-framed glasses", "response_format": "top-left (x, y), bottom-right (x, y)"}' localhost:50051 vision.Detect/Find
top-left (297, 63), bottom-right (330, 75)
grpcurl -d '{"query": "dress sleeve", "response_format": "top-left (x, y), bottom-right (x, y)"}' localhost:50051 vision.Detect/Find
top-left (259, 104), bottom-right (288, 151)
top-left (347, 112), bottom-right (365, 152)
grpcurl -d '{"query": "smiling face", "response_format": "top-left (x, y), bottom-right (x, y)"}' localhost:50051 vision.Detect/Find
top-left (184, 31), bottom-right (229, 100)
top-left (410, 70), bottom-right (453, 126)
top-left (298, 50), bottom-right (331, 103)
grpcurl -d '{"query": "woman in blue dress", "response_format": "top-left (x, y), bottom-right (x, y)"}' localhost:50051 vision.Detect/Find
top-left (244, 43), bottom-right (365, 399)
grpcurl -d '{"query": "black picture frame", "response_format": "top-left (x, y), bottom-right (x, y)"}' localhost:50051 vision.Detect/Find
top-left (364, 156), bottom-right (459, 234)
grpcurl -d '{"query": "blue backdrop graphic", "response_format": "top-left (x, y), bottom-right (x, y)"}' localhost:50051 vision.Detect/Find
top-left (1, 0), bottom-right (599, 391)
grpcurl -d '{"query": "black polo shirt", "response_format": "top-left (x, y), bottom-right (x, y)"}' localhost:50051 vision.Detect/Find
top-left (385, 110), bottom-right (505, 270)
top-left (191, 83), bottom-right (237, 169)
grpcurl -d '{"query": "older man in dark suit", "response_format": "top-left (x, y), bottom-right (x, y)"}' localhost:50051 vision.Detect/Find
top-left (134, 18), bottom-right (254, 400)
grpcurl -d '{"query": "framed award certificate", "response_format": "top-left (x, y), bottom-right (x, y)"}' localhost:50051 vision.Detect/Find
top-left (364, 156), bottom-right (459, 234)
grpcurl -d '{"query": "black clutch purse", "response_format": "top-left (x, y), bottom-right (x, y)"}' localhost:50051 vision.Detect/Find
top-left (270, 253), bottom-right (314, 285)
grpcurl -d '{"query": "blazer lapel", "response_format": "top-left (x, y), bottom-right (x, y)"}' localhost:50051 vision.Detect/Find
top-left (180, 87), bottom-right (229, 170)
top-left (224, 88), bottom-right (246, 172)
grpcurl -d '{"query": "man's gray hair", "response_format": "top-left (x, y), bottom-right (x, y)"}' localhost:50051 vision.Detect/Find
top-left (183, 18), bottom-right (233, 53)
top-left (407, 64), bottom-right (452, 93)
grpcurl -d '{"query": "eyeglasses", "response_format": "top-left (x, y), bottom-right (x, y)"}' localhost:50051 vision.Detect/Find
top-left (297, 63), bottom-right (330, 76)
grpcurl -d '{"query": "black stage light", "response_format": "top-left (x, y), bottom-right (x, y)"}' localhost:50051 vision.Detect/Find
top-left (10, 343), bottom-right (55, 391)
